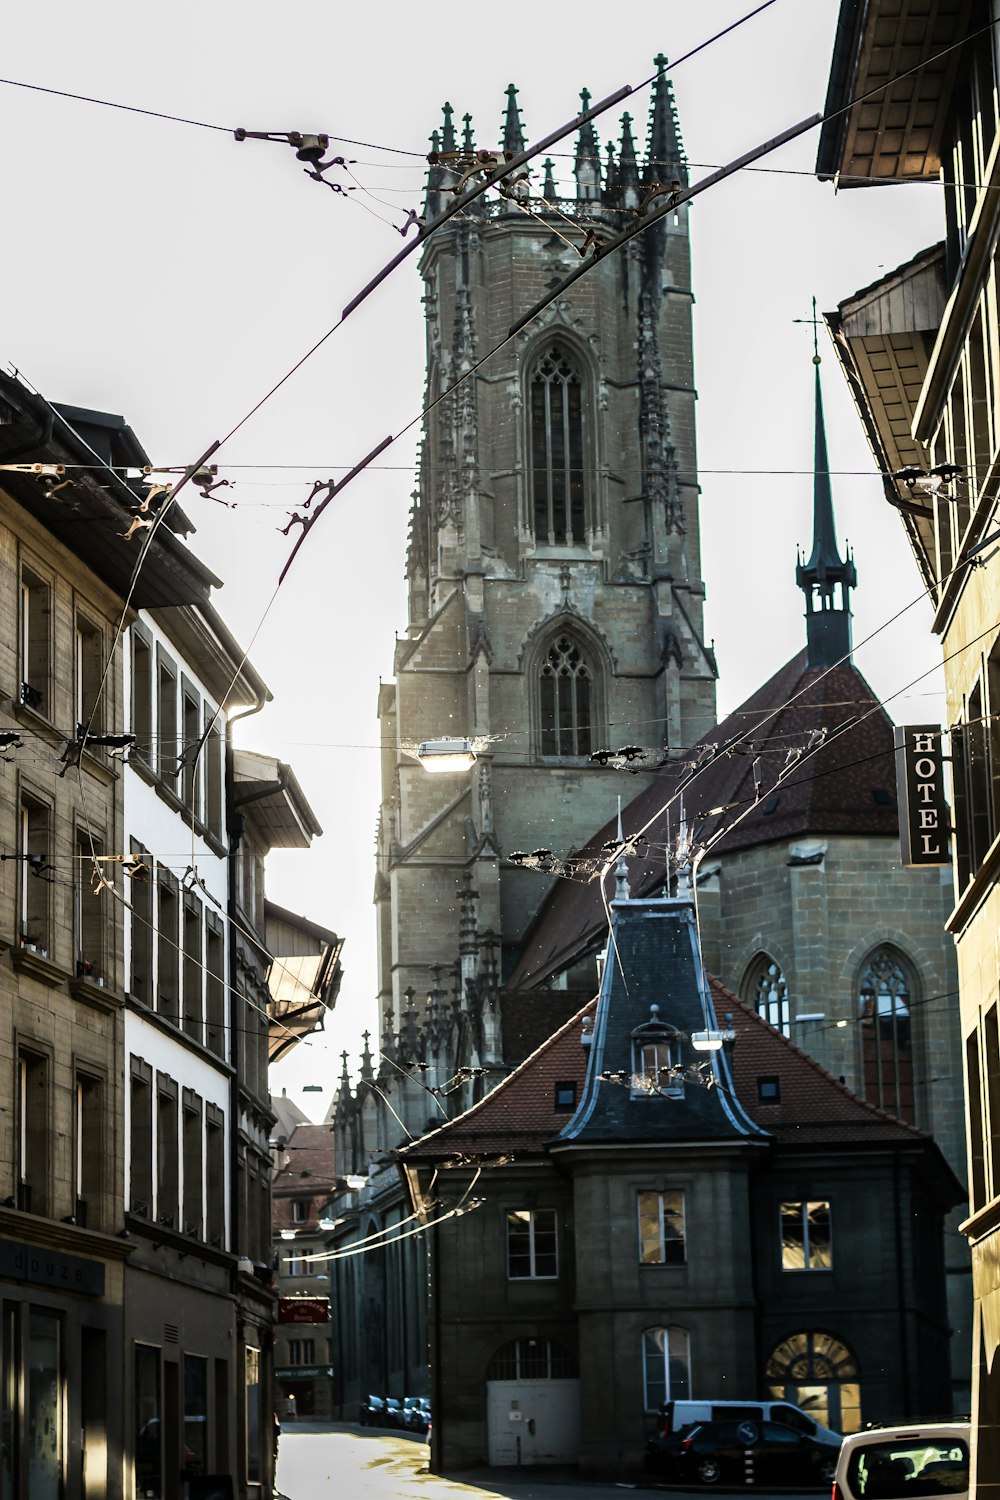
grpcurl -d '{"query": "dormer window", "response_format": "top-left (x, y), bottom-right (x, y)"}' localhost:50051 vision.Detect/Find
top-left (631, 1005), bottom-right (684, 1099)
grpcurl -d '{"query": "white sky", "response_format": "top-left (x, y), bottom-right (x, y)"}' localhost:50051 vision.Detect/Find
top-left (1, 0), bottom-right (947, 1121)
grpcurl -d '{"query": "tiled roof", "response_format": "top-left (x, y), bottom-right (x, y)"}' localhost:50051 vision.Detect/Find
top-left (401, 973), bottom-right (928, 1164)
top-left (272, 1123), bottom-right (336, 1230)
top-left (508, 650), bottom-right (899, 990)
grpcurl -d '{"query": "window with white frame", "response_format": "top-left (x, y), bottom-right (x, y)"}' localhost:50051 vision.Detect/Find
top-left (637, 1190), bottom-right (686, 1265)
top-left (506, 1208), bottom-right (558, 1279)
top-left (642, 1326), bottom-right (691, 1411)
top-left (286, 1252), bottom-right (308, 1278)
top-left (19, 563), bottom-right (51, 715)
top-left (781, 1200), bottom-right (832, 1271)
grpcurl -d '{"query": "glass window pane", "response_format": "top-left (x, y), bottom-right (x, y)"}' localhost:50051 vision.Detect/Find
top-left (781, 1202), bottom-right (806, 1270)
top-left (183, 1355), bottom-right (207, 1477)
top-left (507, 1211), bottom-right (532, 1278)
top-left (806, 1202), bottom-right (832, 1269)
top-left (638, 1192), bottom-right (662, 1264)
top-left (0, 1306), bottom-right (13, 1500)
top-left (245, 1346), bottom-right (260, 1484)
top-left (135, 1344), bottom-right (161, 1498)
top-left (663, 1191), bottom-right (686, 1264)
top-left (27, 1312), bottom-right (60, 1500)
top-left (667, 1327), bottom-right (691, 1399)
top-left (642, 1329), bottom-right (667, 1411)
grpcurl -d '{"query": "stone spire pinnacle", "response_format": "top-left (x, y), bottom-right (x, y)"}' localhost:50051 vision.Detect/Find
top-left (645, 55), bottom-right (686, 187)
top-left (575, 88), bottom-right (601, 200)
top-left (462, 112), bottom-right (475, 154)
top-left (795, 329), bottom-right (857, 669)
top-left (604, 141), bottom-right (619, 207)
top-left (542, 158), bottom-right (557, 201)
top-left (502, 84), bottom-right (525, 155)
top-left (441, 101), bottom-right (457, 155)
top-left (618, 111), bottom-right (640, 210)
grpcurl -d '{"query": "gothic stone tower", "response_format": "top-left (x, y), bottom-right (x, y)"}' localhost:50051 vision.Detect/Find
top-left (375, 67), bottom-right (717, 1116)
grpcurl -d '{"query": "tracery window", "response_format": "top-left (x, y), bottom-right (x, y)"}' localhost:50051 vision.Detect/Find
top-left (745, 956), bottom-right (790, 1038)
top-left (540, 635), bottom-right (592, 757)
top-left (859, 947), bottom-right (914, 1121)
top-left (530, 344), bottom-right (586, 544)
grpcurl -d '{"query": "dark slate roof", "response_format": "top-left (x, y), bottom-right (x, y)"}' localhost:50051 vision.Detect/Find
top-left (402, 944), bottom-right (934, 1167)
top-left (508, 649), bottom-right (898, 990)
top-left (556, 899), bottom-right (765, 1146)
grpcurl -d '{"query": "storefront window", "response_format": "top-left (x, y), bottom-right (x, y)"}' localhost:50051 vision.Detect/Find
top-left (245, 1346), bottom-right (261, 1484)
top-left (0, 1305), bottom-right (16, 1500)
top-left (26, 1310), bottom-right (60, 1500)
top-left (135, 1344), bottom-right (161, 1499)
top-left (184, 1356), bottom-right (207, 1478)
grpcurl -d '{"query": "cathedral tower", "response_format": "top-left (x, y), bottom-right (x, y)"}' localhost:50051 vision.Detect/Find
top-left (375, 67), bottom-right (717, 1113)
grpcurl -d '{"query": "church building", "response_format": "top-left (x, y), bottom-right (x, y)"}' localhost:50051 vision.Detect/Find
top-left (373, 65), bottom-right (717, 1136)
top-left (329, 66), bottom-right (967, 1428)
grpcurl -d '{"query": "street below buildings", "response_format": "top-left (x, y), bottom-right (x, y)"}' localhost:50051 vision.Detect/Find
top-left (274, 1422), bottom-right (831, 1500)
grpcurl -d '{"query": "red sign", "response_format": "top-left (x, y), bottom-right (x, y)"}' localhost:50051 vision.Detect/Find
top-left (278, 1297), bottom-right (329, 1324)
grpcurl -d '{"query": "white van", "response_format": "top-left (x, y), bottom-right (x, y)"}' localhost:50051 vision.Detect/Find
top-left (833, 1421), bottom-right (969, 1500)
top-left (660, 1398), bottom-right (842, 1450)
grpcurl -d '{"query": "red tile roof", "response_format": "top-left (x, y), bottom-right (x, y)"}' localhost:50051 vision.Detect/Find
top-left (508, 650), bottom-right (899, 990)
top-left (401, 974), bottom-right (927, 1163)
top-left (272, 1123), bottom-right (337, 1230)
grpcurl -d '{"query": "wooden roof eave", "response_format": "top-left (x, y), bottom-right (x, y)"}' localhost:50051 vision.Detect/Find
top-left (825, 313), bottom-right (938, 594)
top-left (816, 0), bottom-right (974, 187)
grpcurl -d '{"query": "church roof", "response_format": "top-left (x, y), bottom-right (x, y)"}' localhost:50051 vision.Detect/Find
top-left (399, 962), bottom-right (932, 1165)
top-left (508, 648), bottom-right (899, 991)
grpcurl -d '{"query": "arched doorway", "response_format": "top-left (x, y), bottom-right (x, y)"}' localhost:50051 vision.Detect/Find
top-left (766, 1331), bottom-right (861, 1433)
top-left (485, 1337), bottom-right (580, 1465)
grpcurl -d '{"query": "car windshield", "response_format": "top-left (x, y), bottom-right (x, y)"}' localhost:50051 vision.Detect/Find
top-left (847, 1438), bottom-right (969, 1498)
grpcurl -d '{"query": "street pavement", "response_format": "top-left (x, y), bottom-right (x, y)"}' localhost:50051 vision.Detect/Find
top-left (274, 1422), bottom-right (830, 1500)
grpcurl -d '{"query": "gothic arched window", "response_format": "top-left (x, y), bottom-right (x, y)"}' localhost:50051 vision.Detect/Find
top-left (530, 344), bottom-right (586, 545)
top-left (859, 946), bottom-right (914, 1121)
top-left (744, 955), bottom-right (791, 1038)
top-left (540, 634), bottom-right (593, 757)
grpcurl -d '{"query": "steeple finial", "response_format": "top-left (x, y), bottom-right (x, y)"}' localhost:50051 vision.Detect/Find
top-left (795, 306), bottom-right (857, 669)
top-left (441, 101), bottom-right (456, 155)
top-left (462, 112), bottom-right (475, 155)
top-left (502, 84), bottom-right (525, 155)
top-left (604, 141), bottom-right (619, 207)
top-left (542, 158), bottom-right (557, 202)
top-left (618, 112), bottom-right (640, 209)
top-left (645, 55), bottom-right (686, 187)
top-left (575, 88), bottom-right (601, 201)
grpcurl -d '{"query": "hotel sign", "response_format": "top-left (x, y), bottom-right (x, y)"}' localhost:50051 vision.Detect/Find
top-left (894, 725), bottom-right (950, 867)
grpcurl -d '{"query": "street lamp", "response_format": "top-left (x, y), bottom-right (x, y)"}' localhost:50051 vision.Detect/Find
top-left (415, 737), bottom-right (477, 773)
top-left (690, 1028), bottom-right (735, 1052)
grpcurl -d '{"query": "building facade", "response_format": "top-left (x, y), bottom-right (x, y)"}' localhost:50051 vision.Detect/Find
top-left (0, 369), bottom-right (332, 1498)
top-left (400, 896), bottom-right (959, 1478)
top-left (815, 0), bottom-right (1000, 1489)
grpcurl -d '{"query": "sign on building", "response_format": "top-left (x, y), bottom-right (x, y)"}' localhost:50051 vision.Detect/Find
top-left (894, 725), bottom-right (950, 866)
top-left (278, 1296), bottom-right (330, 1324)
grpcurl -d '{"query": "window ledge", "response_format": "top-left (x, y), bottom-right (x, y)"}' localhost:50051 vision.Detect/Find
top-left (11, 947), bottom-right (70, 988)
top-left (959, 1196), bottom-right (1000, 1243)
top-left (946, 829), bottom-right (1000, 934)
top-left (69, 977), bottom-right (125, 1014)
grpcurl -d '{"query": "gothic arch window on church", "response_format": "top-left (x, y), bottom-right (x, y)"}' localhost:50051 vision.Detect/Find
top-left (530, 344), bottom-right (587, 545)
top-left (766, 1331), bottom-right (861, 1434)
top-left (859, 946), bottom-right (914, 1122)
top-left (745, 955), bottom-right (790, 1038)
top-left (540, 634), bottom-right (594, 757)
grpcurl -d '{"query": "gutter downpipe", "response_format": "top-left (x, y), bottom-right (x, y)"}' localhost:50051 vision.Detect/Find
top-left (225, 693), bottom-right (269, 1497)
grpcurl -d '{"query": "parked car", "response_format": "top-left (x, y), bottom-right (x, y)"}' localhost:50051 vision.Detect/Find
top-left (833, 1421), bottom-right (969, 1500)
top-left (382, 1396), bottom-right (405, 1428)
top-left (646, 1417), bottom-right (839, 1487)
top-left (358, 1394), bottom-right (386, 1426)
top-left (660, 1398), bottom-right (842, 1450)
top-left (401, 1396), bottom-right (431, 1433)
